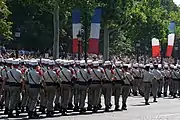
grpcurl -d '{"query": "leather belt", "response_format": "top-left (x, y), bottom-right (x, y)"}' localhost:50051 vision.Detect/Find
top-left (61, 81), bottom-right (71, 84)
top-left (91, 80), bottom-right (101, 84)
top-left (9, 82), bottom-right (21, 87)
top-left (29, 84), bottom-right (41, 88)
top-left (46, 82), bottom-right (57, 86)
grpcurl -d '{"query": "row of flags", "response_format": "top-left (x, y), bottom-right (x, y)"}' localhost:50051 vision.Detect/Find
top-left (71, 8), bottom-right (176, 58)
top-left (72, 8), bottom-right (101, 54)
top-left (152, 21), bottom-right (176, 58)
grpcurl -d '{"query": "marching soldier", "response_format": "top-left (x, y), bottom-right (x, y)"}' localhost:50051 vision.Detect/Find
top-left (76, 60), bottom-right (91, 113)
top-left (39, 59), bottom-right (48, 114)
top-left (21, 60), bottom-right (30, 112)
top-left (54, 59), bottom-right (62, 111)
top-left (131, 63), bottom-right (141, 96)
top-left (169, 64), bottom-right (174, 96)
top-left (151, 64), bottom-right (162, 102)
top-left (28, 60), bottom-right (43, 119)
top-left (0, 58), bottom-right (4, 109)
top-left (143, 64), bottom-right (154, 105)
top-left (121, 64), bottom-right (134, 110)
top-left (103, 61), bottom-right (115, 112)
top-left (171, 65), bottom-right (180, 98)
top-left (6, 59), bottom-right (24, 117)
top-left (157, 64), bottom-right (164, 97)
top-left (113, 61), bottom-right (124, 111)
top-left (89, 61), bottom-right (105, 113)
top-left (60, 60), bottom-right (76, 116)
top-left (87, 60), bottom-right (93, 111)
top-left (163, 64), bottom-right (171, 97)
top-left (43, 60), bottom-right (59, 117)
top-left (68, 60), bottom-right (76, 110)
top-left (1, 58), bottom-right (13, 115)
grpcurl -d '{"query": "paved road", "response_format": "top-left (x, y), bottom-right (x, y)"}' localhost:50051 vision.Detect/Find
top-left (1, 96), bottom-right (180, 120)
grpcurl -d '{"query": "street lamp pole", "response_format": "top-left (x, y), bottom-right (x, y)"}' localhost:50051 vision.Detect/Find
top-left (136, 41), bottom-right (140, 63)
top-left (15, 28), bottom-right (21, 58)
top-left (77, 30), bottom-right (82, 60)
top-left (175, 45), bottom-right (178, 64)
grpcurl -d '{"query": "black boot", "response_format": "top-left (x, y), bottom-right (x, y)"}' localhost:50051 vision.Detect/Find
top-left (92, 106), bottom-right (98, 113)
top-left (173, 94), bottom-right (177, 98)
top-left (0, 104), bottom-right (3, 110)
top-left (158, 92), bottom-right (161, 97)
top-left (54, 103), bottom-right (60, 111)
top-left (8, 110), bottom-right (15, 118)
top-left (97, 103), bottom-right (102, 110)
top-left (33, 111), bottom-right (39, 118)
top-left (87, 104), bottom-right (92, 111)
top-left (26, 106), bottom-right (29, 112)
top-left (105, 105), bottom-right (110, 112)
top-left (59, 106), bottom-right (62, 113)
top-left (169, 91), bottom-right (173, 96)
top-left (46, 111), bottom-right (53, 117)
top-left (114, 105), bottom-right (121, 111)
top-left (109, 103), bottom-right (112, 108)
top-left (21, 106), bottom-right (25, 113)
top-left (164, 92), bottom-right (167, 97)
top-left (73, 105), bottom-right (79, 112)
top-left (16, 108), bottom-right (20, 117)
top-left (145, 99), bottom-right (150, 105)
top-left (39, 105), bottom-right (45, 114)
top-left (153, 97), bottom-right (157, 102)
top-left (4, 107), bottom-right (9, 115)
top-left (28, 111), bottom-right (37, 119)
top-left (133, 92), bottom-right (138, 96)
top-left (62, 108), bottom-right (67, 116)
top-left (121, 103), bottom-right (127, 110)
top-left (79, 108), bottom-right (86, 114)
top-left (67, 103), bottom-right (73, 110)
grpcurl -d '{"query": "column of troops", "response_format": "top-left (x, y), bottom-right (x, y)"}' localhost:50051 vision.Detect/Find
top-left (0, 58), bottom-right (180, 119)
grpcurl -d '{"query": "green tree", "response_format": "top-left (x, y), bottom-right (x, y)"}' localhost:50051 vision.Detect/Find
top-left (0, 0), bottom-right (12, 40)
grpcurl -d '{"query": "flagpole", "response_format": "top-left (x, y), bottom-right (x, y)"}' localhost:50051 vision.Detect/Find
top-left (84, 11), bottom-right (88, 63)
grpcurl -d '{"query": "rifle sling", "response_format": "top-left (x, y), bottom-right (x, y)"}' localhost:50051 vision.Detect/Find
top-left (9, 71), bottom-right (19, 83)
top-left (47, 71), bottom-right (56, 83)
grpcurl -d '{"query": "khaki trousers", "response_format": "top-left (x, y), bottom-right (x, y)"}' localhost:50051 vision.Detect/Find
top-left (21, 84), bottom-right (29, 107)
top-left (78, 85), bottom-right (88, 109)
top-left (102, 83), bottom-right (112, 106)
top-left (46, 86), bottom-right (56, 111)
top-left (143, 82), bottom-right (151, 100)
top-left (61, 84), bottom-right (71, 109)
top-left (89, 84), bottom-right (102, 107)
top-left (114, 84), bottom-right (122, 106)
top-left (28, 87), bottom-right (40, 112)
top-left (121, 85), bottom-right (130, 104)
top-left (9, 86), bottom-right (20, 110)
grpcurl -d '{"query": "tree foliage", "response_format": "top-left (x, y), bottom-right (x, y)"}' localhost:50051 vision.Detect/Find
top-left (0, 0), bottom-right (12, 40)
top-left (3, 0), bottom-right (180, 55)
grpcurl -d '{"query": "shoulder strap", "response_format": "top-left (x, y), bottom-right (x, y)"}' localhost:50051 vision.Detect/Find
top-left (47, 71), bottom-right (56, 83)
top-left (124, 73), bottom-right (132, 84)
top-left (61, 70), bottom-right (71, 82)
top-left (132, 70), bottom-right (139, 77)
top-left (93, 69), bottom-right (101, 81)
top-left (9, 71), bottom-right (19, 83)
top-left (79, 69), bottom-right (87, 82)
top-left (173, 71), bottom-right (179, 78)
top-left (29, 73), bottom-right (38, 84)
top-left (104, 69), bottom-right (111, 81)
top-left (115, 68), bottom-right (122, 80)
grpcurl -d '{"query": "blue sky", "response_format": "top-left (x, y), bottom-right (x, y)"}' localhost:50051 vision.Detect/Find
top-left (173, 0), bottom-right (180, 5)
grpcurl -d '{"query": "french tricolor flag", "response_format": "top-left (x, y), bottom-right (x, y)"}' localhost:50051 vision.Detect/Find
top-left (72, 9), bottom-right (82, 53)
top-left (152, 38), bottom-right (160, 57)
top-left (88, 8), bottom-right (102, 54)
top-left (166, 21), bottom-right (176, 57)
